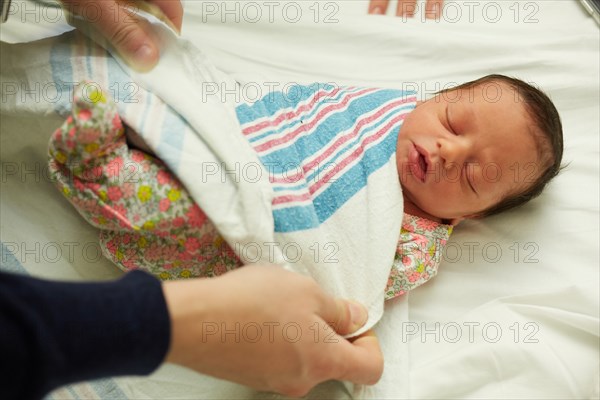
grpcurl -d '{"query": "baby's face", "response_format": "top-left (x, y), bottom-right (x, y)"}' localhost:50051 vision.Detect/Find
top-left (396, 82), bottom-right (539, 223)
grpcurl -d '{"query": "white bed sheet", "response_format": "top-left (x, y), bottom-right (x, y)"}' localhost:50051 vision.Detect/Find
top-left (1, 0), bottom-right (598, 399)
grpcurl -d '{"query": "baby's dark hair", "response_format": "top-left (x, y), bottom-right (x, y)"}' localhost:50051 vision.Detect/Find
top-left (439, 74), bottom-right (564, 217)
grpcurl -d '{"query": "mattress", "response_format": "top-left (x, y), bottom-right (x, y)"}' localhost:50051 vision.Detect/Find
top-left (1, 0), bottom-right (598, 399)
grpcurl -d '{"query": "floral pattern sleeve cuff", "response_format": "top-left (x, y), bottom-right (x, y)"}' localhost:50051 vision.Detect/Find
top-left (384, 214), bottom-right (453, 299)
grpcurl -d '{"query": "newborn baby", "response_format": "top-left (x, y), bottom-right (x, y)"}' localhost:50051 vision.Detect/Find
top-left (48, 74), bottom-right (563, 299)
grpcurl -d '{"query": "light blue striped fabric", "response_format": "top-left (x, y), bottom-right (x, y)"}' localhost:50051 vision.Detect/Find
top-left (49, 35), bottom-right (187, 172)
top-left (0, 242), bottom-right (130, 400)
top-left (237, 84), bottom-right (416, 232)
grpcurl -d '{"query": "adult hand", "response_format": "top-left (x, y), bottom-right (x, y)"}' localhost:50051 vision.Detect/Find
top-left (369, 0), bottom-right (444, 19)
top-left (163, 264), bottom-right (383, 397)
top-left (60, 0), bottom-right (183, 71)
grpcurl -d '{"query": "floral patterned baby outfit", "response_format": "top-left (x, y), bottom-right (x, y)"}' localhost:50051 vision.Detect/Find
top-left (388, 215), bottom-right (453, 298)
top-left (49, 84), bottom-right (453, 299)
top-left (48, 85), bottom-right (241, 279)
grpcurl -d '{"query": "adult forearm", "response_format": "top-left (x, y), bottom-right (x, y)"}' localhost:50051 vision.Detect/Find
top-left (0, 270), bottom-right (170, 400)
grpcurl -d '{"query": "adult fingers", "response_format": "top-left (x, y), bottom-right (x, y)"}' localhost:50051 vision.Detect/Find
top-left (396, 0), bottom-right (417, 17)
top-left (334, 329), bottom-right (384, 385)
top-left (368, 0), bottom-right (389, 15)
top-left (425, 0), bottom-right (444, 19)
top-left (64, 0), bottom-right (159, 71)
top-left (148, 0), bottom-right (184, 31)
top-left (318, 297), bottom-right (369, 337)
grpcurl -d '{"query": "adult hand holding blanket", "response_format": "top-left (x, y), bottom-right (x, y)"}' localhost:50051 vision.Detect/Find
top-left (102, 9), bottom-right (408, 338)
top-left (60, 0), bottom-right (183, 71)
top-left (35, 8), bottom-right (410, 398)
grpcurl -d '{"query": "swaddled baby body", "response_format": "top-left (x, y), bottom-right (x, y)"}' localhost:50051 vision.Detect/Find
top-left (49, 74), bottom-right (562, 299)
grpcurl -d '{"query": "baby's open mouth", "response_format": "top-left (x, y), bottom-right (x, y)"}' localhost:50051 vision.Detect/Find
top-left (409, 143), bottom-right (428, 182)
top-left (418, 153), bottom-right (427, 176)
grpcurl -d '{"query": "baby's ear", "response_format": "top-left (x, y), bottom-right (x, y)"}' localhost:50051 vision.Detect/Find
top-left (447, 213), bottom-right (481, 226)
top-left (446, 217), bottom-right (462, 226)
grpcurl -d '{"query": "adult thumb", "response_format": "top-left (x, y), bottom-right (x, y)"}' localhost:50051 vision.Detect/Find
top-left (322, 298), bottom-right (369, 337)
top-left (63, 0), bottom-right (159, 71)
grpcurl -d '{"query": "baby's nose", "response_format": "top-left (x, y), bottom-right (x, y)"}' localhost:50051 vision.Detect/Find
top-left (438, 138), bottom-right (468, 168)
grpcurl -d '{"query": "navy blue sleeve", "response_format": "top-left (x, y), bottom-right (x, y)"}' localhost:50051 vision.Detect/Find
top-left (0, 270), bottom-right (171, 400)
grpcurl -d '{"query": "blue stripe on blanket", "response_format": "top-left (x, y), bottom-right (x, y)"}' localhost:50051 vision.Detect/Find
top-left (239, 85), bottom-right (358, 144)
top-left (272, 125), bottom-right (400, 232)
top-left (157, 107), bottom-right (188, 171)
top-left (49, 41), bottom-right (74, 117)
top-left (235, 82), bottom-right (337, 125)
top-left (238, 85), bottom-right (414, 232)
top-left (305, 104), bottom-right (414, 185)
top-left (253, 89), bottom-right (409, 164)
top-left (50, 37), bottom-right (188, 171)
top-left (0, 242), bottom-right (129, 400)
top-left (104, 59), bottom-right (187, 171)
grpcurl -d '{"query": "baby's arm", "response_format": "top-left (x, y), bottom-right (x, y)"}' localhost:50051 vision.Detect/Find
top-left (48, 83), bottom-right (197, 237)
top-left (48, 82), bottom-right (241, 276)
